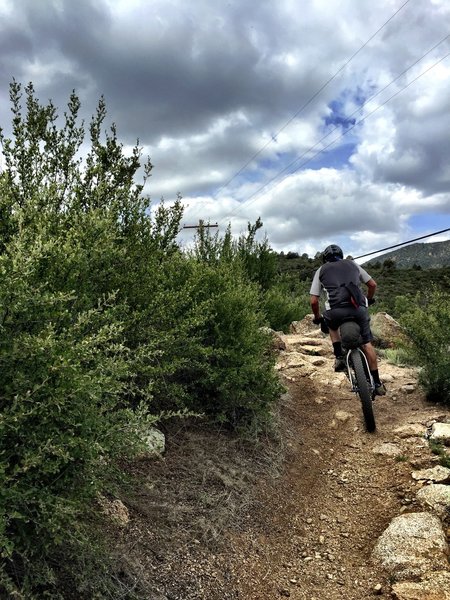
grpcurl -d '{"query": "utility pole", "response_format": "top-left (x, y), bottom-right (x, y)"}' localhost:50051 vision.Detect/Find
top-left (182, 220), bottom-right (218, 230)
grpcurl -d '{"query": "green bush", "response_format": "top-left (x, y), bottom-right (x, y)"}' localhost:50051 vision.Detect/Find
top-left (0, 233), bottom-right (146, 596)
top-left (398, 289), bottom-right (450, 404)
top-left (191, 260), bottom-right (282, 426)
top-left (0, 81), bottom-right (284, 594)
top-left (262, 278), bottom-right (310, 332)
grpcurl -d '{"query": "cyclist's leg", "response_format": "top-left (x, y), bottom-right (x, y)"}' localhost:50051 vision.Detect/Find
top-left (361, 341), bottom-right (377, 370)
top-left (357, 308), bottom-right (386, 394)
top-left (323, 309), bottom-right (346, 371)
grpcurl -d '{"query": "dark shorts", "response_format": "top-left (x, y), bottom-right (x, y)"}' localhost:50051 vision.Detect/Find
top-left (323, 306), bottom-right (373, 344)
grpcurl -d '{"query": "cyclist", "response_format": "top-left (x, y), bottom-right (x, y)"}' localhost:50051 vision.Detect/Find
top-left (309, 244), bottom-right (386, 396)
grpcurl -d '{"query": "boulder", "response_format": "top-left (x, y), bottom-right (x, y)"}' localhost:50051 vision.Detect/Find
top-left (394, 424), bottom-right (425, 439)
top-left (411, 465), bottom-right (450, 484)
top-left (392, 571), bottom-right (450, 600)
top-left (372, 443), bottom-right (403, 457)
top-left (372, 512), bottom-right (448, 581)
top-left (370, 312), bottom-right (407, 348)
top-left (98, 496), bottom-right (130, 526)
top-left (140, 427), bottom-right (166, 455)
top-left (429, 423), bottom-right (450, 445)
top-left (260, 327), bottom-right (287, 351)
top-left (416, 484), bottom-right (450, 518)
top-left (290, 315), bottom-right (320, 335)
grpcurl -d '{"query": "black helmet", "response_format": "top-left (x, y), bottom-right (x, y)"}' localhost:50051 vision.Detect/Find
top-left (323, 244), bottom-right (344, 263)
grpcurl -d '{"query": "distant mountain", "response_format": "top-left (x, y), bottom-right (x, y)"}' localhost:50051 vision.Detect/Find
top-left (363, 240), bottom-right (450, 269)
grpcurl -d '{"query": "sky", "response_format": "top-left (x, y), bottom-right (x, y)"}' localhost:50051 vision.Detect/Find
top-left (0, 0), bottom-right (449, 259)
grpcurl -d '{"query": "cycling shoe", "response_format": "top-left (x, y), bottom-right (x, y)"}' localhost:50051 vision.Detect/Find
top-left (374, 382), bottom-right (387, 396)
top-left (334, 356), bottom-right (346, 372)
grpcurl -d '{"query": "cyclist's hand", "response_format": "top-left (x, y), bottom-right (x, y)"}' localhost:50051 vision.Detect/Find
top-left (313, 316), bottom-right (323, 325)
top-left (367, 298), bottom-right (376, 306)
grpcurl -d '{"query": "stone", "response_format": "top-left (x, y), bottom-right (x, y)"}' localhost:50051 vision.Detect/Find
top-left (372, 512), bottom-right (448, 581)
top-left (373, 583), bottom-right (383, 595)
top-left (140, 426), bottom-right (166, 455)
top-left (393, 424), bottom-right (425, 438)
top-left (311, 358), bottom-right (326, 366)
top-left (416, 484), bottom-right (450, 518)
top-left (300, 345), bottom-right (329, 356)
top-left (370, 312), bottom-right (407, 348)
top-left (430, 422), bottom-right (450, 445)
top-left (392, 571), bottom-right (450, 600)
top-left (335, 410), bottom-right (353, 423)
top-left (260, 327), bottom-right (287, 351)
top-left (411, 465), bottom-right (450, 484)
top-left (289, 315), bottom-right (322, 335)
top-left (401, 384), bottom-right (416, 394)
top-left (97, 496), bottom-right (130, 526)
top-left (372, 442), bottom-right (403, 457)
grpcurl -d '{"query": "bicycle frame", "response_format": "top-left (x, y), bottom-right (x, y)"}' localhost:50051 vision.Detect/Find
top-left (344, 348), bottom-right (375, 396)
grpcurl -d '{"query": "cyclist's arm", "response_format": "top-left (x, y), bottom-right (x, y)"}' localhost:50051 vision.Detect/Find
top-left (310, 268), bottom-right (322, 319)
top-left (310, 295), bottom-right (321, 320)
top-left (365, 278), bottom-right (377, 301)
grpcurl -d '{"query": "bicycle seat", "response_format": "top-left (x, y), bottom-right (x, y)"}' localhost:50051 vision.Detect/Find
top-left (340, 320), bottom-right (362, 349)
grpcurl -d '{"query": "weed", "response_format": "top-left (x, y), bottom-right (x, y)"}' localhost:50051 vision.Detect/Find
top-left (428, 439), bottom-right (450, 468)
top-left (395, 455), bottom-right (409, 463)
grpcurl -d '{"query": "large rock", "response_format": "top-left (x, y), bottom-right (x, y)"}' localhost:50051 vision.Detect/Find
top-left (429, 422), bottom-right (450, 445)
top-left (411, 465), bottom-right (450, 484)
top-left (394, 424), bottom-right (426, 439)
top-left (372, 512), bottom-right (448, 581)
top-left (392, 571), bottom-right (450, 600)
top-left (98, 496), bottom-right (130, 526)
top-left (290, 315), bottom-right (321, 335)
top-left (370, 312), bottom-right (407, 348)
top-left (416, 484), bottom-right (450, 518)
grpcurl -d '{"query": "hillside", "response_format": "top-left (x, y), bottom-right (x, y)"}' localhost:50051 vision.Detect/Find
top-left (363, 239), bottom-right (450, 269)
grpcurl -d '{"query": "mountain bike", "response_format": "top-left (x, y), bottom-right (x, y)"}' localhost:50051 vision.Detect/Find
top-left (340, 319), bottom-right (376, 433)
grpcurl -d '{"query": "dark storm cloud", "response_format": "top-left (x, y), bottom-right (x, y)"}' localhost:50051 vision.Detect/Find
top-left (0, 0), bottom-right (338, 142)
top-left (0, 0), bottom-right (449, 255)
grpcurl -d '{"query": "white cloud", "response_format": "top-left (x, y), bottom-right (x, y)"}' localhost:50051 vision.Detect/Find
top-left (0, 0), bottom-right (449, 256)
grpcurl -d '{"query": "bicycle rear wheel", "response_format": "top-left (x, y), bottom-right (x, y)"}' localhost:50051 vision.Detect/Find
top-left (351, 349), bottom-right (376, 432)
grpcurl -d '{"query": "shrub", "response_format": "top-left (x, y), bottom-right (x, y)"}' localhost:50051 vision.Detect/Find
top-left (0, 233), bottom-right (146, 596)
top-left (262, 283), bottom-right (310, 332)
top-left (0, 80), bottom-right (284, 595)
top-left (398, 289), bottom-right (450, 404)
top-left (191, 260), bottom-right (282, 426)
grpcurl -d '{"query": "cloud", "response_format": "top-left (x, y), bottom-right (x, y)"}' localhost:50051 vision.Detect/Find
top-left (0, 0), bottom-right (449, 257)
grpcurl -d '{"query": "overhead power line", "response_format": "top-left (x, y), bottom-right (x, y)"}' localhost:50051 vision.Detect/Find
top-left (229, 47), bottom-right (450, 218)
top-left (354, 228), bottom-right (450, 260)
top-left (213, 0), bottom-right (412, 199)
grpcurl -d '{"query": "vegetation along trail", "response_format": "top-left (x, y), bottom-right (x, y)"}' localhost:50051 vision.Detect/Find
top-left (118, 315), bottom-right (450, 599)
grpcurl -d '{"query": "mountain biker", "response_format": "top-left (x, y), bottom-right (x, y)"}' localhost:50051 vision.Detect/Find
top-left (309, 244), bottom-right (386, 396)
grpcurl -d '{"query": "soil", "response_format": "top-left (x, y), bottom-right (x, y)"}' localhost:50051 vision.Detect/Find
top-left (113, 332), bottom-right (450, 599)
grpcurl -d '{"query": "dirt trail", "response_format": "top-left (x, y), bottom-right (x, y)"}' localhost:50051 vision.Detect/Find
top-left (227, 370), bottom-right (434, 599)
top-left (118, 328), bottom-right (450, 599)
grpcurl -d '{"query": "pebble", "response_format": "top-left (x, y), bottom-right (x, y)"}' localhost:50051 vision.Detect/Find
top-left (373, 583), bottom-right (383, 594)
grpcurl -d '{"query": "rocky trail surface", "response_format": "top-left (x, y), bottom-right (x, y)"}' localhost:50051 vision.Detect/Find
top-left (115, 316), bottom-right (450, 600)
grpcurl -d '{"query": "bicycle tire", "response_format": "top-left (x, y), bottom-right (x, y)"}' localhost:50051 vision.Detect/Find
top-left (351, 349), bottom-right (376, 433)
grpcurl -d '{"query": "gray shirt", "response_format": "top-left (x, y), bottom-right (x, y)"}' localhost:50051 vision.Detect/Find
top-left (310, 260), bottom-right (372, 310)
